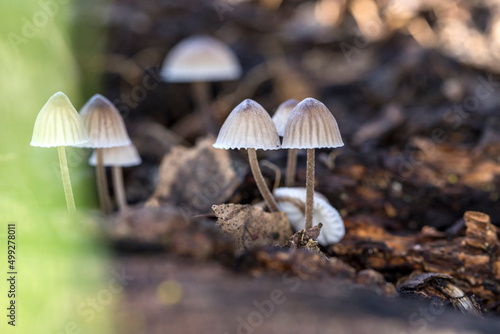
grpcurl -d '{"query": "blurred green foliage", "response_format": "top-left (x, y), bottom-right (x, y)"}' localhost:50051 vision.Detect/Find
top-left (0, 0), bottom-right (111, 333)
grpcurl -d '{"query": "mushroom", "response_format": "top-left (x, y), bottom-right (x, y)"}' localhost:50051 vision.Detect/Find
top-left (160, 35), bottom-right (242, 133)
top-left (213, 99), bottom-right (280, 212)
top-left (89, 144), bottom-right (142, 211)
top-left (272, 99), bottom-right (299, 187)
top-left (274, 187), bottom-right (345, 245)
top-left (282, 98), bottom-right (343, 229)
top-left (30, 92), bottom-right (89, 211)
top-left (79, 94), bottom-right (132, 214)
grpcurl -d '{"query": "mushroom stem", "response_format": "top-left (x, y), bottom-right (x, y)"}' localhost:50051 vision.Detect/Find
top-left (285, 148), bottom-right (297, 187)
top-left (305, 148), bottom-right (315, 230)
top-left (192, 81), bottom-right (216, 134)
top-left (247, 148), bottom-right (280, 212)
top-left (57, 146), bottom-right (76, 212)
top-left (112, 166), bottom-right (127, 211)
top-left (96, 148), bottom-right (112, 214)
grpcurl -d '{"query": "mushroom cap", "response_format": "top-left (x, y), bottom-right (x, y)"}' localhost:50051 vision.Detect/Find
top-left (272, 99), bottom-right (299, 137)
top-left (160, 35), bottom-right (242, 82)
top-left (274, 187), bottom-right (345, 245)
top-left (89, 144), bottom-right (142, 167)
top-left (30, 92), bottom-right (89, 147)
top-left (213, 99), bottom-right (281, 150)
top-left (78, 94), bottom-right (132, 148)
top-left (282, 98), bottom-right (344, 149)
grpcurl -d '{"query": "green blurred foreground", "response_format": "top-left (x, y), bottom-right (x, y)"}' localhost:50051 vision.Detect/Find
top-left (0, 1), bottom-right (111, 333)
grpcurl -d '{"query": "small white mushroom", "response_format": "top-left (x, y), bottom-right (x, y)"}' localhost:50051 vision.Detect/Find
top-left (214, 99), bottom-right (280, 212)
top-left (31, 92), bottom-right (89, 211)
top-left (79, 94), bottom-right (132, 214)
top-left (88, 144), bottom-right (141, 167)
top-left (282, 98), bottom-right (344, 230)
top-left (89, 144), bottom-right (142, 211)
top-left (160, 35), bottom-right (242, 133)
top-left (274, 187), bottom-right (345, 245)
top-left (272, 99), bottom-right (299, 187)
top-left (160, 35), bottom-right (241, 82)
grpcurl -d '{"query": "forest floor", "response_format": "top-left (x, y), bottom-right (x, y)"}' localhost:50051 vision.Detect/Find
top-left (93, 0), bottom-right (500, 332)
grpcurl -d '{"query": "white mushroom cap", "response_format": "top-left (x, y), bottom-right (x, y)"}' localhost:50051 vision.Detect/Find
top-left (160, 35), bottom-right (242, 82)
top-left (78, 94), bottom-right (132, 148)
top-left (282, 97), bottom-right (344, 149)
top-left (272, 99), bottom-right (299, 137)
top-left (274, 187), bottom-right (345, 245)
top-left (89, 144), bottom-right (142, 167)
top-left (213, 99), bottom-right (281, 150)
top-left (31, 92), bottom-right (89, 147)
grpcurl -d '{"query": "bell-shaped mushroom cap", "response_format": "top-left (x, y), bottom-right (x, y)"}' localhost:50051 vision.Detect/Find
top-left (79, 94), bottom-right (131, 148)
top-left (272, 99), bottom-right (299, 137)
top-left (89, 144), bottom-right (142, 167)
top-left (160, 35), bottom-right (242, 82)
top-left (213, 99), bottom-right (280, 150)
top-left (282, 98), bottom-right (344, 149)
top-left (274, 187), bottom-right (345, 245)
top-left (31, 92), bottom-right (89, 147)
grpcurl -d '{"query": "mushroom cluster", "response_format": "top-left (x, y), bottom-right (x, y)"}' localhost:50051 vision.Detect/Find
top-left (78, 94), bottom-right (141, 214)
top-left (32, 35), bottom-right (344, 247)
top-left (31, 92), bottom-right (141, 213)
top-left (213, 96), bottom-right (345, 244)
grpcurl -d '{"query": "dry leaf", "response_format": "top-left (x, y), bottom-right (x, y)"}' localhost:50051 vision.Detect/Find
top-left (213, 204), bottom-right (293, 252)
top-left (147, 137), bottom-right (244, 215)
top-left (285, 224), bottom-right (324, 256)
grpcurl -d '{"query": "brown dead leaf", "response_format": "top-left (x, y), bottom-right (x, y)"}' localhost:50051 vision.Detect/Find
top-left (147, 137), bottom-right (244, 215)
top-left (213, 204), bottom-right (293, 253)
top-left (285, 224), bottom-right (324, 256)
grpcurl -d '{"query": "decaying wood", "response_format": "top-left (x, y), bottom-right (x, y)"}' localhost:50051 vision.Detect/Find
top-left (107, 204), bottom-right (500, 333)
top-left (330, 211), bottom-right (500, 311)
top-left (116, 255), bottom-right (500, 334)
top-left (398, 272), bottom-right (483, 317)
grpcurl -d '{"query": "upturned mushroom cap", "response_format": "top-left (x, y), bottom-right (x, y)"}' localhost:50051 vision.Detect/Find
top-left (89, 144), bottom-right (142, 167)
top-left (79, 94), bottom-right (131, 148)
top-left (272, 99), bottom-right (299, 137)
top-left (274, 187), bottom-right (345, 245)
top-left (282, 98), bottom-right (344, 149)
top-left (30, 92), bottom-right (89, 147)
top-left (213, 99), bottom-right (280, 150)
top-left (160, 35), bottom-right (242, 82)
